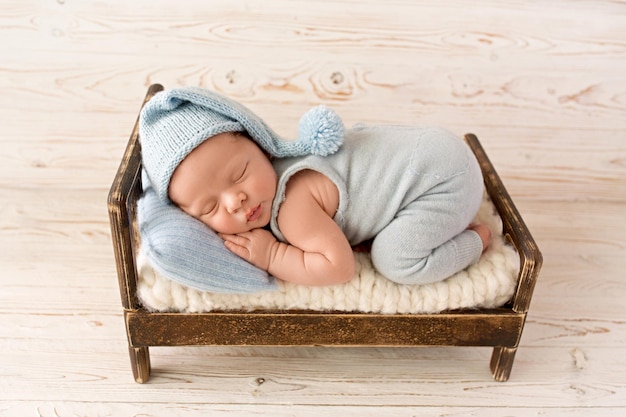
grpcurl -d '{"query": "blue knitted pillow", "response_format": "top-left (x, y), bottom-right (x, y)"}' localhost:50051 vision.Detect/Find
top-left (137, 172), bottom-right (278, 293)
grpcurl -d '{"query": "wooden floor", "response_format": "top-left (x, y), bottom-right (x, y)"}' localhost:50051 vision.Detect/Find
top-left (1, 0), bottom-right (625, 415)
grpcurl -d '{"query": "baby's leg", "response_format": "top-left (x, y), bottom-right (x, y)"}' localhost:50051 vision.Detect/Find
top-left (370, 181), bottom-right (484, 285)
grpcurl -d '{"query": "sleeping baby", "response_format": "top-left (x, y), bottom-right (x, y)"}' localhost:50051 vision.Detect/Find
top-left (139, 86), bottom-right (491, 287)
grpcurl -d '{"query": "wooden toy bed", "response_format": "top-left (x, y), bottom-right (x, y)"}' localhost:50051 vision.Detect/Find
top-left (108, 84), bottom-right (542, 383)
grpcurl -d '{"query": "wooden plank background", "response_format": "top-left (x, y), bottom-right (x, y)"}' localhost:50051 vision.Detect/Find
top-left (1, 0), bottom-right (625, 416)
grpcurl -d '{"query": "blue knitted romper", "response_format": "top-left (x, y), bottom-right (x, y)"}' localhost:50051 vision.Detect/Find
top-left (270, 125), bottom-right (485, 285)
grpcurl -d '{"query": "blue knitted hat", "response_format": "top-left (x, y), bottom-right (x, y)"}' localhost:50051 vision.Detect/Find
top-left (139, 86), bottom-right (344, 202)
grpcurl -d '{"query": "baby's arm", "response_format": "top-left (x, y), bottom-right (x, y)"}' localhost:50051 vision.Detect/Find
top-left (221, 171), bottom-right (355, 286)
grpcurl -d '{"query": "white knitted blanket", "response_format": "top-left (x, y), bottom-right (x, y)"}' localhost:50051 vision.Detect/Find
top-left (136, 195), bottom-right (519, 314)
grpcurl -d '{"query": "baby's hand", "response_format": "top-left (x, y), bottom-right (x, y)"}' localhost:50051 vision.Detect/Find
top-left (219, 229), bottom-right (278, 271)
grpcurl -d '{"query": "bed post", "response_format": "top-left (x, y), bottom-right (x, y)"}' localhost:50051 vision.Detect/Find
top-left (108, 83), bottom-right (164, 383)
top-left (465, 134), bottom-right (543, 381)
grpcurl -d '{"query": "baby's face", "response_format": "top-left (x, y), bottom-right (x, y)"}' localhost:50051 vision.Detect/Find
top-left (168, 132), bottom-right (277, 234)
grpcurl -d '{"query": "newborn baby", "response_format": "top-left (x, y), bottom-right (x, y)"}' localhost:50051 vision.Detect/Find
top-left (140, 87), bottom-right (491, 287)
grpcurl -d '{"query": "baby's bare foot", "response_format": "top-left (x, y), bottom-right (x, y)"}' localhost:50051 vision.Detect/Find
top-left (469, 224), bottom-right (492, 252)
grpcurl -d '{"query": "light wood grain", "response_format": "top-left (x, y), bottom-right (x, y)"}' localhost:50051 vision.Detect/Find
top-left (1, 0), bottom-right (625, 415)
top-left (3, 342), bottom-right (625, 405)
top-left (4, 403), bottom-right (626, 417)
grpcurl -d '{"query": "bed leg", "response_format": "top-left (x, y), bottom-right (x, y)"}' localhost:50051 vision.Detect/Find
top-left (490, 346), bottom-right (517, 382)
top-left (129, 346), bottom-right (151, 383)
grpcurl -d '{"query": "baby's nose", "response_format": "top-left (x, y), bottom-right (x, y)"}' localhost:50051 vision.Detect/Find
top-left (225, 190), bottom-right (247, 212)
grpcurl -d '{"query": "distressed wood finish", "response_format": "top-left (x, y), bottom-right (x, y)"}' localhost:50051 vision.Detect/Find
top-left (126, 310), bottom-right (525, 347)
top-left (108, 83), bottom-right (164, 311)
top-left (465, 133), bottom-right (543, 314)
top-left (108, 84), bottom-right (541, 384)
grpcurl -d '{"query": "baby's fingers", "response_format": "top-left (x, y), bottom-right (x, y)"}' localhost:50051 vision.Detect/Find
top-left (224, 241), bottom-right (250, 260)
top-left (219, 233), bottom-right (245, 245)
top-left (219, 234), bottom-right (252, 259)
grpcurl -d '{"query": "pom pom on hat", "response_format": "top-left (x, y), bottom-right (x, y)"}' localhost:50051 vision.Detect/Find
top-left (298, 105), bottom-right (344, 156)
top-left (139, 86), bottom-right (344, 202)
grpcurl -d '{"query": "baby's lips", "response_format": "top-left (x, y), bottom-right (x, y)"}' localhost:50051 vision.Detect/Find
top-left (246, 204), bottom-right (261, 222)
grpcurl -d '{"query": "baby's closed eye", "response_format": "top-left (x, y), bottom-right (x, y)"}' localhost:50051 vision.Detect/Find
top-left (234, 163), bottom-right (248, 183)
top-left (202, 201), bottom-right (217, 216)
